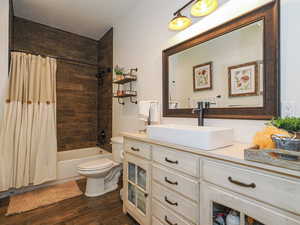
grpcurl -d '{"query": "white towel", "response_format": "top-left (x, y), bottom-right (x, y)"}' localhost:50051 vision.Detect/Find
top-left (138, 101), bottom-right (151, 122)
top-left (138, 100), bottom-right (160, 123)
top-left (150, 101), bottom-right (160, 123)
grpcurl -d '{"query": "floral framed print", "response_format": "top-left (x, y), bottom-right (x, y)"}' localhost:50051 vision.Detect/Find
top-left (193, 62), bottom-right (212, 91)
top-left (228, 61), bottom-right (258, 97)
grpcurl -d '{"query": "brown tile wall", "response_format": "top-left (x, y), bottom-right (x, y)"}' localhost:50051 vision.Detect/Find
top-left (13, 17), bottom-right (99, 151)
top-left (9, 0), bottom-right (14, 51)
top-left (97, 29), bottom-right (113, 152)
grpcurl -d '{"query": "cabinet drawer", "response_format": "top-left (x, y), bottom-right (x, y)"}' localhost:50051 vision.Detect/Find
top-left (152, 182), bottom-right (198, 224)
top-left (152, 200), bottom-right (192, 225)
top-left (152, 165), bottom-right (199, 201)
top-left (152, 145), bottom-right (200, 177)
top-left (203, 160), bottom-right (300, 215)
top-left (125, 138), bottom-right (151, 160)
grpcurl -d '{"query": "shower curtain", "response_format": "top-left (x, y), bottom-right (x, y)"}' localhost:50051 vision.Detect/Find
top-left (0, 52), bottom-right (57, 192)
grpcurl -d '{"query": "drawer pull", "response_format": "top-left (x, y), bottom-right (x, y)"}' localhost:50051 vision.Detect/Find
top-left (165, 157), bottom-right (178, 164)
top-left (164, 196), bottom-right (178, 206)
top-left (165, 177), bottom-right (178, 185)
top-left (131, 147), bottom-right (140, 152)
top-left (228, 176), bottom-right (256, 188)
top-left (165, 216), bottom-right (178, 225)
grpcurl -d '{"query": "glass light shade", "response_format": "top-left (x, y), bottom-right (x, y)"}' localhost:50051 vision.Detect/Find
top-left (191, 0), bottom-right (218, 17)
top-left (168, 13), bottom-right (192, 31)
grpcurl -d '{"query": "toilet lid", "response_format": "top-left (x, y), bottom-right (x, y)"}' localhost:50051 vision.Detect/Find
top-left (78, 158), bottom-right (114, 171)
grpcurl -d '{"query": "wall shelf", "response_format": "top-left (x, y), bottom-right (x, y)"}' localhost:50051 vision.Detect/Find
top-left (113, 68), bottom-right (138, 105)
top-left (113, 76), bottom-right (137, 85)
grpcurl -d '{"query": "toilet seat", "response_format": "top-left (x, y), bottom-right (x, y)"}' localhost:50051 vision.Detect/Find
top-left (78, 158), bottom-right (114, 171)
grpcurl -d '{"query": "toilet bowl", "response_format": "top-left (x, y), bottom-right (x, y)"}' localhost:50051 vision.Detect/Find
top-left (77, 137), bottom-right (124, 197)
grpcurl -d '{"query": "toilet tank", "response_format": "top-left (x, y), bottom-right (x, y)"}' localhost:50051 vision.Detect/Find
top-left (111, 136), bottom-right (124, 163)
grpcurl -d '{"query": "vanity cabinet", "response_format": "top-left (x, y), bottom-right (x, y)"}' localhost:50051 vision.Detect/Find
top-left (123, 140), bottom-right (152, 225)
top-left (151, 146), bottom-right (200, 225)
top-left (123, 135), bottom-right (300, 225)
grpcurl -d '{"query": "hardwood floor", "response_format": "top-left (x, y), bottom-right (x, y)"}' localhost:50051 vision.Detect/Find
top-left (0, 180), bottom-right (139, 225)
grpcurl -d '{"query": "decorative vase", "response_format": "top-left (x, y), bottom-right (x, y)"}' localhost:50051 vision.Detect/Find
top-left (271, 134), bottom-right (300, 152)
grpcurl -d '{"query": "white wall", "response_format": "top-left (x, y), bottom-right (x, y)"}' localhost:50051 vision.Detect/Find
top-left (281, 0), bottom-right (300, 117)
top-left (0, 0), bottom-right (10, 120)
top-left (113, 0), bottom-right (298, 144)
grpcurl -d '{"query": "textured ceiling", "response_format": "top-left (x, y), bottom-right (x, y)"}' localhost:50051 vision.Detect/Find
top-left (13, 0), bottom-right (138, 40)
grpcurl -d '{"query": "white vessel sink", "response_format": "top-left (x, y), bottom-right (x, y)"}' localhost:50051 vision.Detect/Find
top-left (147, 124), bottom-right (234, 150)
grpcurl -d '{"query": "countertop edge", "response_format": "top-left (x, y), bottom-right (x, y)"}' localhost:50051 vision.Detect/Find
top-left (122, 132), bottom-right (300, 179)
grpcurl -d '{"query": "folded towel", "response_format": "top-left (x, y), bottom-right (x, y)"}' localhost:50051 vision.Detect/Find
top-left (138, 101), bottom-right (152, 122)
top-left (138, 100), bottom-right (160, 124)
top-left (150, 101), bottom-right (160, 123)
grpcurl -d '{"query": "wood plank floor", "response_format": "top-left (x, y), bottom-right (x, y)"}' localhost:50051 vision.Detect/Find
top-left (0, 180), bottom-right (139, 225)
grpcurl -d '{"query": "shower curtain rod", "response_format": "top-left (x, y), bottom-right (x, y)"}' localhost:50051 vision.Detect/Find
top-left (11, 49), bottom-right (102, 68)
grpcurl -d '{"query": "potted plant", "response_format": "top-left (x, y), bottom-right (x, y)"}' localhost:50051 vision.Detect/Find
top-left (114, 65), bottom-right (125, 80)
top-left (269, 117), bottom-right (300, 151)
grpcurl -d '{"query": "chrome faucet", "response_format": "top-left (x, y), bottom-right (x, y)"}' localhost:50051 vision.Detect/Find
top-left (192, 101), bottom-right (211, 126)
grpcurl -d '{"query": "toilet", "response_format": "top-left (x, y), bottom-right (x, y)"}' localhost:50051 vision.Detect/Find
top-left (77, 136), bottom-right (124, 197)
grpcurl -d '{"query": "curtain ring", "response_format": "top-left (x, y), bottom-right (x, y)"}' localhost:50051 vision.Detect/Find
top-left (6, 99), bottom-right (10, 103)
top-left (46, 101), bottom-right (51, 105)
top-left (27, 100), bottom-right (32, 104)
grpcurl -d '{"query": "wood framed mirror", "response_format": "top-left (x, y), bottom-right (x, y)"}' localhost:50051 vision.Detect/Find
top-left (163, 1), bottom-right (279, 120)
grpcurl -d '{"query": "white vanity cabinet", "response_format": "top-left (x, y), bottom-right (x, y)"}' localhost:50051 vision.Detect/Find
top-left (123, 135), bottom-right (300, 225)
top-left (151, 144), bottom-right (201, 225)
top-left (123, 139), bottom-right (152, 225)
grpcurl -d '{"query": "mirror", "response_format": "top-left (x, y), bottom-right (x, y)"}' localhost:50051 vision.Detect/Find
top-left (163, 2), bottom-right (279, 119)
top-left (169, 20), bottom-right (264, 109)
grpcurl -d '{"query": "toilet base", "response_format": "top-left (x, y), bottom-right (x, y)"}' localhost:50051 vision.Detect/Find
top-left (84, 166), bottom-right (121, 197)
top-left (85, 179), bottom-right (118, 197)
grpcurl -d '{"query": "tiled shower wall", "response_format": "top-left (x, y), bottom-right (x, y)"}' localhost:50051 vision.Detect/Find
top-left (13, 17), bottom-right (113, 151)
top-left (97, 29), bottom-right (113, 152)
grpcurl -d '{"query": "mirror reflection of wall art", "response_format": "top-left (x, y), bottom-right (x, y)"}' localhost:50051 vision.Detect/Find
top-left (228, 62), bottom-right (258, 97)
top-left (193, 62), bottom-right (212, 91)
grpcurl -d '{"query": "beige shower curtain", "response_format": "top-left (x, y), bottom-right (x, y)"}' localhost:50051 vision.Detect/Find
top-left (0, 52), bottom-right (57, 192)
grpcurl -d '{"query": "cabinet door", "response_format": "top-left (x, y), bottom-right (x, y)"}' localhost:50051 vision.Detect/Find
top-left (124, 153), bottom-right (151, 225)
top-left (201, 182), bottom-right (300, 225)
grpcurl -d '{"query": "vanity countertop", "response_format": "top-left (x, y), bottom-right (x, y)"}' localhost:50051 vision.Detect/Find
top-left (122, 132), bottom-right (300, 178)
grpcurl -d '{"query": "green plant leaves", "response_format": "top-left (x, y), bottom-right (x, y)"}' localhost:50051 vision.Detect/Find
top-left (270, 117), bottom-right (300, 133)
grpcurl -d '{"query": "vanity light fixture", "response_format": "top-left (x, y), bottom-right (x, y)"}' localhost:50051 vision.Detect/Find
top-left (191, 0), bottom-right (219, 17)
top-left (168, 12), bottom-right (192, 31)
top-left (169, 0), bottom-right (219, 31)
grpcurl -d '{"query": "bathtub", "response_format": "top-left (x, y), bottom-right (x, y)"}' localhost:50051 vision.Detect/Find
top-left (57, 147), bottom-right (112, 181)
top-left (0, 147), bottom-right (112, 199)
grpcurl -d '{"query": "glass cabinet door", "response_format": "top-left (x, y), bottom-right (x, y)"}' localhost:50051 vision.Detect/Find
top-left (137, 166), bottom-right (146, 191)
top-left (136, 188), bottom-right (147, 214)
top-left (126, 157), bottom-right (150, 217)
top-left (128, 162), bottom-right (136, 183)
top-left (128, 182), bottom-right (136, 205)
